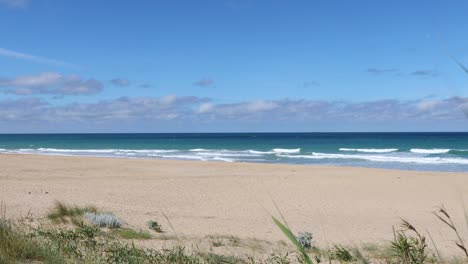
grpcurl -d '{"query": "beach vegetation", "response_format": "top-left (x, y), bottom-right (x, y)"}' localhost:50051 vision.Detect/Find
top-left (433, 206), bottom-right (468, 259)
top-left (148, 219), bottom-right (163, 232)
top-left (272, 215), bottom-right (313, 264)
top-left (84, 212), bottom-right (122, 228)
top-left (296, 231), bottom-right (313, 250)
top-left (207, 235), bottom-right (225, 247)
top-left (4, 201), bottom-right (468, 263)
top-left (112, 228), bottom-right (152, 239)
top-left (227, 235), bottom-right (241, 247)
top-left (388, 219), bottom-right (432, 264)
top-left (331, 245), bottom-right (356, 262)
top-left (47, 201), bottom-right (98, 224)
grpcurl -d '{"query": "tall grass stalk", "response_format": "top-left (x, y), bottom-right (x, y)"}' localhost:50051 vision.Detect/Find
top-left (434, 206), bottom-right (468, 258)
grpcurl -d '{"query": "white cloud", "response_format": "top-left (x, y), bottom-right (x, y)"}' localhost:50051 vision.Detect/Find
top-left (0, 72), bottom-right (103, 96)
top-left (416, 100), bottom-right (440, 111)
top-left (1, 96), bottom-right (466, 127)
top-left (197, 103), bottom-right (214, 114)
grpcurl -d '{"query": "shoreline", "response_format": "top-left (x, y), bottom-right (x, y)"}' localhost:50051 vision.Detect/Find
top-left (1, 153), bottom-right (468, 254)
top-left (1, 152), bottom-right (467, 173)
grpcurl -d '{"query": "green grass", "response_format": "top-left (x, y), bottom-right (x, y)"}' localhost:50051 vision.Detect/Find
top-left (272, 215), bottom-right (313, 264)
top-left (47, 201), bottom-right (98, 224)
top-left (0, 219), bottom-right (67, 263)
top-left (3, 200), bottom-right (468, 263)
top-left (112, 228), bottom-right (152, 239)
top-left (0, 221), bottom-right (205, 263)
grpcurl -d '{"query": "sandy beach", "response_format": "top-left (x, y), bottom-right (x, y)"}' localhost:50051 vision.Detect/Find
top-left (1, 154), bottom-right (467, 254)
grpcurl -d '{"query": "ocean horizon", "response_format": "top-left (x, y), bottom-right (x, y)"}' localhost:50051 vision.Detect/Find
top-left (1, 132), bottom-right (467, 172)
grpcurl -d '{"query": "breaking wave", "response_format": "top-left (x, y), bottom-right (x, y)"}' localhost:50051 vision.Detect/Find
top-left (278, 152), bottom-right (468, 165)
top-left (339, 148), bottom-right (398, 153)
top-left (1, 146), bottom-right (468, 169)
top-left (410, 149), bottom-right (450, 154)
top-left (272, 148), bottom-right (301, 154)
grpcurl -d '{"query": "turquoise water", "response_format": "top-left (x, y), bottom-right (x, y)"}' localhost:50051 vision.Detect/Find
top-left (0, 133), bottom-right (467, 172)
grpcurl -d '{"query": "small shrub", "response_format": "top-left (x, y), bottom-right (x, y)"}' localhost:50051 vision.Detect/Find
top-left (390, 219), bottom-right (428, 264)
top-left (84, 212), bottom-right (122, 228)
top-left (228, 235), bottom-right (240, 247)
top-left (147, 220), bottom-right (163, 232)
top-left (296, 232), bottom-right (313, 249)
top-left (211, 239), bottom-right (223, 247)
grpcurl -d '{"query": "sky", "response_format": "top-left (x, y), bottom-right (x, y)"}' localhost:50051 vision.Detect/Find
top-left (0, 0), bottom-right (467, 132)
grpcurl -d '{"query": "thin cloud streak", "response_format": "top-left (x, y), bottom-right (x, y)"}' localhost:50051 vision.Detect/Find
top-left (194, 78), bottom-right (214, 87)
top-left (0, 47), bottom-right (77, 68)
top-left (0, 0), bottom-right (27, 8)
top-left (110, 78), bottom-right (130, 87)
top-left (410, 70), bottom-right (438, 77)
top-left (367, 68), bottom-right (399, 75)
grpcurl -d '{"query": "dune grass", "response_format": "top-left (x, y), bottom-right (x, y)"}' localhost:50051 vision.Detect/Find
top-left (47, 201), bottom-right (98, 224)
top-left (272, 208), bottom-right (468, 264)
top-left (3, 200), bottom-right (468, 263)
top-left (112, 228), bottom-right (152, 239)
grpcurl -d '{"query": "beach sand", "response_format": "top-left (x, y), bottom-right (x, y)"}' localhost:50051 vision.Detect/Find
top-left (1, 154), bottom-right (467, 254)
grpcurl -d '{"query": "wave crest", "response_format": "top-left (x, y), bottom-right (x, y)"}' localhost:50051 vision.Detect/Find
top-left (410, 148), bottom-right (450, 154)
top-left (339, 148), bottom-right (398, 153)
top-left (278, 152), bottom-right (468, 165)
top-left (272, 148), bottom-right (301, 154)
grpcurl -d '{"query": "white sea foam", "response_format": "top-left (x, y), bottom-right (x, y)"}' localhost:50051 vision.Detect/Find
top-left (35, 148), bottom-right (177, 154)
top-left (278, 152), bottom-right (468, 165)
top-left (160, 154), bottom-right (207, 161)
top-left (410, 148), bottom-right (450, 154)
top-left (189, 148), bottom-right (209, 152)
top-left (37, 148), bottom-right (115, 153)
top-left (272, 148), bottom-right (301, 154)
top-left (247, 150), bottom-right (276, 154)
top-left (339, 148), bottom-right (398, 153)
top-left (212, 156), bottom-right (235, 162)
top-left (3, 147), bottom-right (468, 167)
top-left (196, 152), bottom-right (262, 157)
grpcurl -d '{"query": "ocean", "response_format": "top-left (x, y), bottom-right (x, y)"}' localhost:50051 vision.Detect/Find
top-left (0, 133), bottom-right (467, 172)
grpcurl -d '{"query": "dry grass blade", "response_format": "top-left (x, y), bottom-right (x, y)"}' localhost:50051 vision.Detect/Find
top-left (161, 211), bottom-right (179, 240)
top-left (433, 206), bottom-right (468, 258)
top-left (452, 56), bottom-right (468, 74)
top-left (401, 219), bottom-right (417, 233)
top-left (426, 229), bottom-right (442, 263)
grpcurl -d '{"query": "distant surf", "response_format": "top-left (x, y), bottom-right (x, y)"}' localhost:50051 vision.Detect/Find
top-left (272, 148), bottom-right (301, 154)
top-left (339, 148), bottom-right (398, 153)
top-left (410, 148), bottom-right (450, 154)
top-left (1, 132), bottom-right (467, 172)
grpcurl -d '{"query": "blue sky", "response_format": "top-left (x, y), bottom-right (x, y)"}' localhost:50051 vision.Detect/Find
top-left (0, 0), bottom-right (467, 132)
